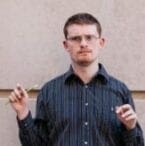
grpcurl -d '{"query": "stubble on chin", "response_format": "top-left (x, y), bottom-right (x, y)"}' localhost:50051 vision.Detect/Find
top-left (75, 59), bottom-right (94, 67)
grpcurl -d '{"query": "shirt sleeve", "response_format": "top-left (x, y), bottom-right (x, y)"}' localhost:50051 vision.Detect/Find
top-left (17, 89), bottom-right (51, 146)
top-left (121, 84), bottom-right (144, 146)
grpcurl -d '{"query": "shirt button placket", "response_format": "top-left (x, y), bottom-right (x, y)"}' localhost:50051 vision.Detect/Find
top-left (83, 84), bottom-right (89, 145)
top-left (84, 84), bottom-right (89, 107)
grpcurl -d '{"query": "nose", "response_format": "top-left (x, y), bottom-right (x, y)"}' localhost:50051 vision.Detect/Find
top-left (80, 37), bottom-right (88, 48)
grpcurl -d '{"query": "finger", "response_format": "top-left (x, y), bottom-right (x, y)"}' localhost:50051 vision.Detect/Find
top-left (14, 88), bottom-right (22, 99)
top-left (116, 104), bottom-right (132, 114)
top-left (116, 106), bottom-right (123, 115)
top-left (125, 114), bottom-right (137, 121)
top-left (9, 95), bottom-right (15, 103)
top-left (16, 84), bottom-right (26, 97)
top-left (125, 115), bottom-right (137, 122)
top-left (122, 110), bottom-right (134, 118)
top-left (120, 104), bottom-right (132, 111)
top-left (9, 92), bottom-right (18, 103)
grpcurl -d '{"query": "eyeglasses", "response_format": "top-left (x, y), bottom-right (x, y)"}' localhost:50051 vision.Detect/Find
top-left (66, 34), bottom-right (100, 44)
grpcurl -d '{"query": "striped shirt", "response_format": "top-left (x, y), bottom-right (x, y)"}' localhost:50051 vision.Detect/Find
top-left (18, 63), bottom-right (144, 146)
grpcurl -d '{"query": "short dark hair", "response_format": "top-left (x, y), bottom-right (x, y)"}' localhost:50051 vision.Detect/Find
top-left (63, 13), bottom-right (102, 39)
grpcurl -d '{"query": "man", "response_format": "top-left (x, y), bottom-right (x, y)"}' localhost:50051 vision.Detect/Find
top-left (9, 13), bottom-right (144, 146)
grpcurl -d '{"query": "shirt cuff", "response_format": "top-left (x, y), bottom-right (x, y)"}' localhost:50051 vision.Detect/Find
top-left (123, 127), bottom-right (137, 142)
top-left (17, 111), bottom-right (33, 130)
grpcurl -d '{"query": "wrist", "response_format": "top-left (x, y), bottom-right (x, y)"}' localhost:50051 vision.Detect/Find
top-left (17, 108), bottom-right (29, 120)
top-left (126, 124), bottom-right (136, 130)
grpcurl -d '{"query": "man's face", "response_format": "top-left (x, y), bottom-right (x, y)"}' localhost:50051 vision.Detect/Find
top-left (63, 24), bottom-right (105, 66)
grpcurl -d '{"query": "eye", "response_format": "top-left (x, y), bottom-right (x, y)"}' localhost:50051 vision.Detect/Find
top-left (86, 35), bottom-right (92, 41)
top-left (71, 36), bottom-right (81, 42)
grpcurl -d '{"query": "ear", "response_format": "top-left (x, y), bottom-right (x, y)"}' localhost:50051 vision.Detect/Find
top-left (98, 38), bottom-right (105, 48)
top-left (63, 40), bottom-right (69, 52)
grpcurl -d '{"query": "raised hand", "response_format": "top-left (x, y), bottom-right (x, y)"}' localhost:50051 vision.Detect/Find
top-left (9, 84), bottom-right (29, 120)
top-left (116, 104), bottom-right (137, 130)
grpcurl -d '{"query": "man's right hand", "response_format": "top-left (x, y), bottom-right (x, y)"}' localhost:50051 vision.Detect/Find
top-left (9, 84), bottom-right (29, 120)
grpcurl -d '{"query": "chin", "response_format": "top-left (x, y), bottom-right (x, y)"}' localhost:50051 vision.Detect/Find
top-left (77, 60), bottom-right (93, 66)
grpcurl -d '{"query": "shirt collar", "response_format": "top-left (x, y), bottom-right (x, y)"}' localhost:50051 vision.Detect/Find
top-left (64, 63), bottom-right (109, 84)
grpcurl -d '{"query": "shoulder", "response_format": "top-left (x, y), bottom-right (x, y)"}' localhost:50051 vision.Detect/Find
top-left (108, 75), bottom-right (128, 91)
top-left (107, 75), bottom-right (132, 101)
top-left (40, 72), bottom-right (67, 92)
top-left (100, 63), bottom-right (130, 95)
top-left (36, 73), bottom-right (67, 101)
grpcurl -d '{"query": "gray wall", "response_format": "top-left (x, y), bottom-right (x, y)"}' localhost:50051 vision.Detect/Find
top-left (0, 0), bottom-right (145, 90)
top-left (0, 0), bottom-right (145, 145)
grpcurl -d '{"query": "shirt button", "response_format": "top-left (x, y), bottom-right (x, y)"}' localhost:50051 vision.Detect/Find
top-left (84, 85), bottom-right (88, 88)
top-left (24, 123), bottom-right (28, 127)
top-left (84, 141), bottom-right (88, 145)
top-left (85, 102), bottom-right (88, 106)
top-left (84, 122), bottom-right (88, 126)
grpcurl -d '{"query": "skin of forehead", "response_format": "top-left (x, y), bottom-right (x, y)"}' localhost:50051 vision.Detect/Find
top-left (67, 24), bottom-right (99, 37)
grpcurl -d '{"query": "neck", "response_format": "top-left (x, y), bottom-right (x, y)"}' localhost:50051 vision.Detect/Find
top-left (71, 61), bottom-right (99, 84)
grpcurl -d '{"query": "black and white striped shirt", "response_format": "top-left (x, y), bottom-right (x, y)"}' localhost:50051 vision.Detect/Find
top-left (18, 63), bottom-right (144, 146)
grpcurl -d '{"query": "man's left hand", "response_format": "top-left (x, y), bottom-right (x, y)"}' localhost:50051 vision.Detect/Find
top-left (116, 104), bottom-right (137, 130)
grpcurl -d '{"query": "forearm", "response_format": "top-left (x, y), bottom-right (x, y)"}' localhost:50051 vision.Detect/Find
top-left (17, 111), bottom-right (49, 146)
top-left (121, 87), bottom-right (144, 146)
top-left (123, 126), bottom-right (144, 146)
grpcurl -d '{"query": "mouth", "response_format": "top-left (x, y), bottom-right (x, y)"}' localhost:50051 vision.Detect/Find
top-left (78, 50), bottom-right (92, 54)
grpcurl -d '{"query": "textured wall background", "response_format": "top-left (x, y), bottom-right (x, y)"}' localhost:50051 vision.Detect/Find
top-left (0, 0), bottom-right (145, 90)
top-left (0, 0), bottom-right (145, 145)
